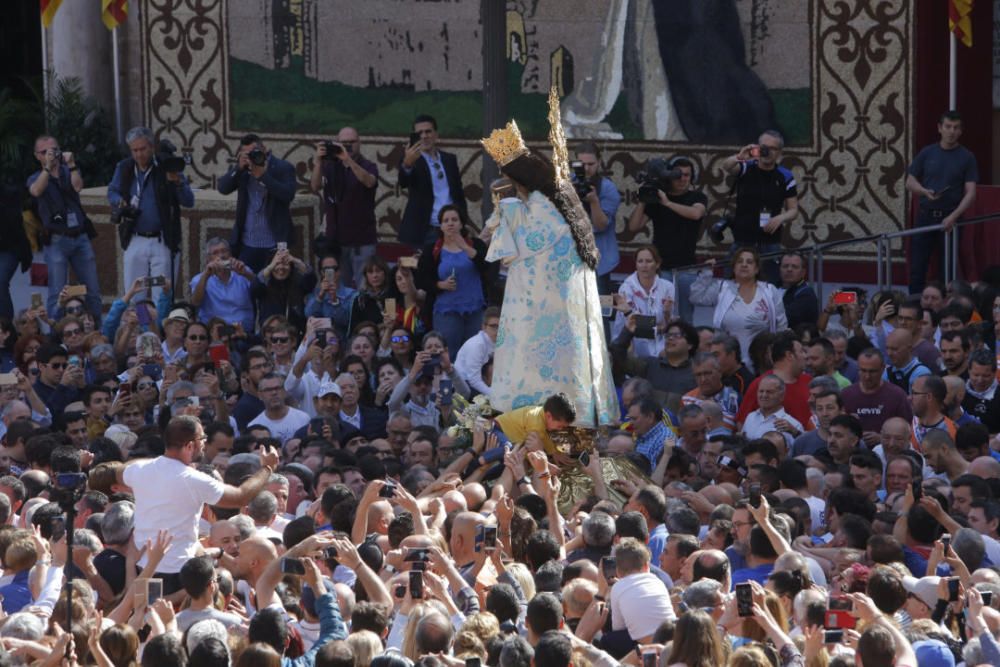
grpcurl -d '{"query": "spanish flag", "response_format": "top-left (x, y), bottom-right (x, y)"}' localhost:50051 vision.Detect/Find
top-left (102, 0), bottom-right (128, 30)
top-left (40, 0), bottom-right (62, 28)
top-left (949, 0), bottom-right (974, 47)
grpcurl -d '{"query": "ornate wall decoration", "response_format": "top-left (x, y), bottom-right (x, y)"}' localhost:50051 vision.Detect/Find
top-left (139, 0), bottom-right (911, 261)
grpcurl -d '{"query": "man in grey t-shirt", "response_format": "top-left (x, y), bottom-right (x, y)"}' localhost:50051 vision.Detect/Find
top-left (905, 110), bottom-right (978, 294)
top-left (174, 556), bottom-right (244, 632)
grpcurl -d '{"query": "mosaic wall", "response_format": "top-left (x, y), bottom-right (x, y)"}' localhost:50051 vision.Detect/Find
top-left (138, 0), bottom-right (913, 259)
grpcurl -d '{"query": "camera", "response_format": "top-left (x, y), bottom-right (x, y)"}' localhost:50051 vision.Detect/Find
top-left (636, 158), bottom-right (680, 206)
top-left (248, 148), bottom-right (267, 167)
top-left (322, 141), bottom-right (344, 160)
top-left (708, 217), bottom-right (731, 244)
top-left (157, 139), bottom-right (187, 173)
top-left (111, 201), bottom-right (141, 226)
top-left (570, 160), bottom-right (593, 198)
top-left (49, 148), bottom-right (63, 163)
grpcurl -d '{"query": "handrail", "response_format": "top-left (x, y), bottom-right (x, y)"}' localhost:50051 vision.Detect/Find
top-left (659, 210), bottom-right (1000, 309)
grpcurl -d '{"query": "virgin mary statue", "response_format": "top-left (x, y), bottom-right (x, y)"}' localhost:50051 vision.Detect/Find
top-left (480, 100), bottom-right (619, 428)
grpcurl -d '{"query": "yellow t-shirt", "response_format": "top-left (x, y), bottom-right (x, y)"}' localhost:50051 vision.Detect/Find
top-left (494, 405), bottom-right (557, 455)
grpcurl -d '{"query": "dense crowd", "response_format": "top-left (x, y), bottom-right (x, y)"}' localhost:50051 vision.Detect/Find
top-left (0, 107), bottom-right (990, 667)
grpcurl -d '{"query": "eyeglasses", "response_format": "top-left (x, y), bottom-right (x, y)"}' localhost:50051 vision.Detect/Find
top-left (187, 335), bottom-right (208, 341)
top-left (666, 332), bottom-right (684, 339)
top-left (259, 385), bottom-right (283, 393)
top-left (271, 336), bottom-right (290, 344)
top-left (137, 381), bottom-right (155, 390)
top-left (63, 329), bottom-right (82, 337)
top-left (391, 335), bottom-right (411, 344)
top-left (65, 307), bottom-right (84, 316)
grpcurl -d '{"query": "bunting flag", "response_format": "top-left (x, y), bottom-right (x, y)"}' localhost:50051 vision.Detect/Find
top-left (40, 0), bottom-right (62, 28)
top-left (949, 0), bottom-right (974, 47)
top-left (102, 0), bottom-right (128, 30)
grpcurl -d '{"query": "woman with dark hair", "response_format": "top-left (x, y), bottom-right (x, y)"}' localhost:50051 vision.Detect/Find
top-left (415, 205), bottom-right (488, 356)
top-left (480, 122), bottom-right (618, 425)
top-left (352, 255), bottom-right (397, 328)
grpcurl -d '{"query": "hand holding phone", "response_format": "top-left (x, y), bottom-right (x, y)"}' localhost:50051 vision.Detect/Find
top-left (736, 582), bottom-right (753, 617)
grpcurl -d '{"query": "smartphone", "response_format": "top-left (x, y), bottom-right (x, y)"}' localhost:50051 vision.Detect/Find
top-left (144, 275), bottom-right (167, 287)
top-left (0, 373), bottom-right (17, 387)
top-left (438, 377), bottom-right (454, 407)
top-left (825, 596), bottom-right (856, 629)
top-left (634, 315), bottom-right (656, 340)
top-left (400, 256), bottom-right (419, 269)
top-left (466, 658), bottom-right (483, 667)
top-left (749, 483), bottom-right (762, 509)
top-left (67, 355), bottom-right (81, 367)
top-left (277, 242), bottom-right (287, 252)
top-left (736, 582), bottom-right (753, 617)
top-left (983, 591), bottom-right (994, 606)
top-left (380, 482), bottom-right (397, 498)
top-left (941, 533), bottom-right (951, 552)
top-left (832, 291), bottom-right (857, 305)
top-left (31, 293), bottom-right (43, 309)
top-left (948, 577), bottom-right (960, 602)
top-left (823, 630), bottom-right (844, 644)
top-left (410, 561), bottom-right (427, 572)
top-left (315, 330), bottom-right (327, 349)
top-left (409, 570), bottom-right (423, 599)
top-left (599, 295), bottom-right (614, 318)
top-left (384, 298), bottom-right (397, 315)
top-left (65, 285), bottom-right (87, 298)
top-left (315, 318), bottom-right (332, 331)
top-left (912, 480), bottom-right (922, 502)
top-left (323, 267), bottom-right (336, 282)
top-left (324, 546), bottom-right (338, 561)
top-left (146, 578), bottom-right (163, 604)
top-left (209, 343), bottom-right (230, 365)
top-left (404, 547), bottom-right (430, 563)
top-left (280, 557), bottom-right (306, 576)
top-left (409, 131), bottom-right (421, 148)
top-left (641, 651), bottom-right (657, 667)
top-left (579, 451), bottom-right (591, 467)
top-left (483, 525), bottom-right (498, 551)
top-left (600, 557), bottom-right (617, 581)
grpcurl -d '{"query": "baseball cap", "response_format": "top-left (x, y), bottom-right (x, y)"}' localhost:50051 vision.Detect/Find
top-left (903, 575), bottom-right (941, 609)
top-left (911, 640), bottom-right (954, 667)
top-left (317, 380), bottom-right (341, 398)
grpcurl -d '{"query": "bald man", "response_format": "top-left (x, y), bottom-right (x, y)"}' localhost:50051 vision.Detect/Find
top-left (884, 329), bottom-right (931, 394)
top-left (969, 456), bottom-right (1000, 480)
top-left (231, 535), bottom-right (278, 615)
top-left (943, 375), bottom-right (979, 428)
top-left (450, 511), bottom-right (487, 584)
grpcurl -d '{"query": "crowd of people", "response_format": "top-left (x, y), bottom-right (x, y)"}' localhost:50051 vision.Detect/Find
top-left (0, 103), bottom-right (990, 667)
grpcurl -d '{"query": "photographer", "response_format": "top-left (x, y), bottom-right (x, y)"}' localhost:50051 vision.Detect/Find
top-left (107, 126), bottom-right (195, 303)
top-left (310, 128), bottom-right (378, 288)
top-left (573, 143), bottom-right (621, 293)
top-left (719, 130), bottom-right (799, 284)
top-left (219, 133), bottom-right (296, 273)
top-left (27, 135), bottom-right (102, 322)
top-left (627, 156), bottom-right (707, 322)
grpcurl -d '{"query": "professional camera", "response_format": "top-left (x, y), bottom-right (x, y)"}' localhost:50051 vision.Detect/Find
top-left (157, 139), bottom-right (187, 173)
top-left (49, 148), bottom-right (64, 163)
top-left (248, 148), bottom-right (268, 167)
top-left (636, 158), bottom-right (681, 206)
top-left (321, 141), bottom-right (344, 160)
top-left (111, 201), bottom-right (141, 226)
top-left (570, 161), bottom-right (594, 198)
top-left (708, 217), bottom-right (731, 244)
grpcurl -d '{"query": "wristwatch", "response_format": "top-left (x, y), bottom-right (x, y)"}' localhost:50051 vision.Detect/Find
top-left (517, 476), bottom-right (531, 487)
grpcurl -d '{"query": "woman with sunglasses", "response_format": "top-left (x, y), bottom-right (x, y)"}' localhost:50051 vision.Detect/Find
top-left (415, 205), bottom-right (489, 357)
top-left (182, 321), bottom-right (212, 371)
top-left (378, 326), bottom-right (415, 375)
top-left (267, 323), bottom-right (297, 377)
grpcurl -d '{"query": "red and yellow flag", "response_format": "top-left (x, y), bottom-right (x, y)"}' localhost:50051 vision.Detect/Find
top-left (102, 0), bottom-right (128, 30)
top-left (949, 0), bottom-right (974, 47)
top-left (40, 0), bottom-right (62, 28)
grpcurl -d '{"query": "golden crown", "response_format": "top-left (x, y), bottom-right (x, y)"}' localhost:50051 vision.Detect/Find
top-left (480, 120), bottom-right (529, 166)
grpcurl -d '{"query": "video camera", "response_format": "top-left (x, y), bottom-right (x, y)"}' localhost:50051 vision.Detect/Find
top-left (636, 158), bottom-right (684, 206)
top-left (157, 139), bottom-right (188, 173)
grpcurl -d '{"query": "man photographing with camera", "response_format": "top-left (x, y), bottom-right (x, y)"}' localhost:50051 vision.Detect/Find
top-left (108, 126), bottom-right (195, 302)
top-left (719, 130), bottom-right (799, 284)
top-left (28, 135), bottom-right (102, 322)
top-left (310, 127), bottom-right (378, 288)
top-left (573, 143), bottom-right (621, 293)
top-left (627, 157), bottom-right (707, 322)
top-left (219, 133), bottom-right (297, 273)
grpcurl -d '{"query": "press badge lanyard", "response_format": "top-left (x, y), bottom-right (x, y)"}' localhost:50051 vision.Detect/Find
top-left (131, 162), bottom-right (153, 208)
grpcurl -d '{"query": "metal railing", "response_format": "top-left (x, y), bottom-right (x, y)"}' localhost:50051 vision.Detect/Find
top-left (665, 211), bottom-right (1000, 305)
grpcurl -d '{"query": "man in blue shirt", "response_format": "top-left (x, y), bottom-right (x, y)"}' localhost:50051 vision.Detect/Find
top-left (730, 525), bottom-right (777, 587)
top-left (574, 143), bottom-right (621, 294)
top-left (906, 110), bottom-right (979, 294)
top-left (189, 238), bottom-right (256, 332)
top-left (108, 126), bottom-right (195, 303)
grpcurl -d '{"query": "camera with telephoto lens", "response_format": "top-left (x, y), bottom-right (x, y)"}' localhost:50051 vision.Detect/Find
top-left (49, 148), bottom-right (63, 164)
top-left (248, 148), bottom-right (267, 167)
top-left (570, 161), bottom-right (593, 198)
top-left (636, 158), bottom-right (682, 206)
top-left (111, 201), bottom-right (141, 226)
top-left (157, 139), bottom-right (188, 173)
top-left (322, 141), bottom-right (344, 160)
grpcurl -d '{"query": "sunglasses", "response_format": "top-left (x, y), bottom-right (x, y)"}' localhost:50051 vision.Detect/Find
top-left (137, 381), bottom-right (155, 390)
top-left (391, 335), bottom-right (411, 344)
top-left (65, 307), bottom-right (84, 315)
top-left (271, 336), bottom-right (290, 344)
top-left (63, 329), bottom-right (82, 337)
top-left (187, 335), bottom-right (209, 341)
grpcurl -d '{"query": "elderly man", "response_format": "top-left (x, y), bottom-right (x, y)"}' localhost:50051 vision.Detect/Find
top-left (189, 238), bottom-right (256, 332)
top-left (681, 352), bottom-right (740, 433)
top-left (740, 375), bottom-right (803, 444)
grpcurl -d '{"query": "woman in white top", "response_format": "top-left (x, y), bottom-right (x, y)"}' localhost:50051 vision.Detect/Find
top-left (690, 246), bottom-right (787, 371)
top-left (611, 245), bottom-right (674, 357)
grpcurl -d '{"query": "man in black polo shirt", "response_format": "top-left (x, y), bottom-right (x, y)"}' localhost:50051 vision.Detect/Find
top-left (627, 156), bottom-right (707, 322)
top-left (720, 130), bottom-right (799, 284)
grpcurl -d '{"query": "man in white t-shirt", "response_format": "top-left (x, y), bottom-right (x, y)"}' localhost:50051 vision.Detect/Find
top-left (249, 373), bottom-right (310, 446)
top-left (609, 537), bottom-right (676, 643)
top-left (118, 415), bottom-right (279, 594)
top-left (741, 375), bottom-right (803, 445)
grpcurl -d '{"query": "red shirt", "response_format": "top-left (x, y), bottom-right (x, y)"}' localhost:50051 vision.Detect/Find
top-left (736, 372), bottom-right (814, 430)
